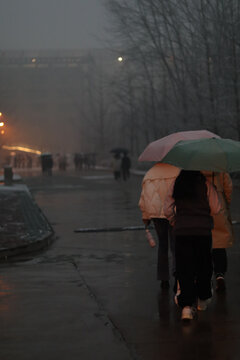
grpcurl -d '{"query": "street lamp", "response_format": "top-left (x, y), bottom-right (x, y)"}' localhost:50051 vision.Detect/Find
top-left (0, 113), bottom-right (6, 135)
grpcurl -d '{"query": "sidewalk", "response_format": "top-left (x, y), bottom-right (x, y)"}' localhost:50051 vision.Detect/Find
top-left (0, 167), bottom-right (238, 261)
top-left (0, 166), bottom-right (143, 260)
top-left (0, 183), bottom-right (54, 259)
top-left (0, 168), bottom-right (240, 360)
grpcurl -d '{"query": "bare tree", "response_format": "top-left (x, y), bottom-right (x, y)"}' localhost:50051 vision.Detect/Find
top-left (105, 0), bottom-right (240, 151)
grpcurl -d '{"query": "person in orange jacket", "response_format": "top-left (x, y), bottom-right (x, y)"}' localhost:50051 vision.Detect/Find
top-left (203, 171), bottom-right (234, 292)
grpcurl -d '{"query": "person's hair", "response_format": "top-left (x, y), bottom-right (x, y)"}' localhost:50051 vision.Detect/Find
top-left (173, 170), bottom-right (207, 200)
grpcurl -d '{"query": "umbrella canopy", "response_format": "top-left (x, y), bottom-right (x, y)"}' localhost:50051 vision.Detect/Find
top-left (138, 130), bottom-right (220, 162)
top-left (161, 138), bottom-right (240, 172)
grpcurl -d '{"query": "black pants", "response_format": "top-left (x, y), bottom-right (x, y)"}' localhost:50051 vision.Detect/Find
top-left (175, 235), bottom-right (213, 308)
top-left (153, 218), bottom-right (175, 281)
top-left (212, 248), bottom-right (227, 276)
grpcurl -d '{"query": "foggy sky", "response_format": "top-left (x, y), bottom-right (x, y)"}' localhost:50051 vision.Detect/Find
top-left (0, 0), bottom-right (107, 50)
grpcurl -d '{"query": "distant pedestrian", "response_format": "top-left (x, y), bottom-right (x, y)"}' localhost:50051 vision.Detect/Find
top-left (112, 153), bottom-right (122, 180)
top-left (58, 154), bottom-right (67, 171)
top-left (74, 153), bottom-right (83, 170)
top-left (83, 154), bottom-right (90, 170)
top-left (27, 155), bottom-right (33, 168)
top-left (121, 153), bottom-right (131, 181)
top-left (41, 154), bottom-right (53, 176)
top-left (164, 170), bottom-right (221, 321)
top-left (74, 153), bottom-right (79, 170)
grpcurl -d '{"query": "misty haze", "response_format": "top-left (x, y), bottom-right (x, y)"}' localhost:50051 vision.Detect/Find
top-left (1, 2), bottom-right (240, 360)
top-left (1, 0), bottom-right (240, 167)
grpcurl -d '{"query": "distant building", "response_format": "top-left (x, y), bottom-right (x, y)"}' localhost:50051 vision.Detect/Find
top-left (0, 49), bottom-right (117, 154)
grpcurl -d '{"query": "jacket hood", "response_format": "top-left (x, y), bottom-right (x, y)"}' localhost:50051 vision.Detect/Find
top-left (143, 163), bottom-right (180, 182)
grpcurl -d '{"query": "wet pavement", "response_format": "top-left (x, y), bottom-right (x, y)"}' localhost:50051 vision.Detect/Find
top-left (0, 169), bottom-right (240, 360)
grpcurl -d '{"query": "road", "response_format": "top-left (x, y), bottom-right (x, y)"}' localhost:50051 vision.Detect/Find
top-left (1, 168), bottom-right (240, 360)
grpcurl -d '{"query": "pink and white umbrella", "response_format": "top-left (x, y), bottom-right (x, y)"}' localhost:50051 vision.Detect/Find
top-left (138, 130), bottom-right (220, 162)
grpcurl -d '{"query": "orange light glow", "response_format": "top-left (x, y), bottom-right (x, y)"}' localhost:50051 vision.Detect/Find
top-left (0, 122), bottom-right (4, 127)
top-left (2, 145), bottom-right (41, 155)
top-left (0, 112), bottom-right (2, 117)
top-left (1, 130), bottom-right (5, 134)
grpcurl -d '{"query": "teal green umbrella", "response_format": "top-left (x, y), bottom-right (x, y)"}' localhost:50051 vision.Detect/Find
top-left (161, 138), bottom-right (240, 172)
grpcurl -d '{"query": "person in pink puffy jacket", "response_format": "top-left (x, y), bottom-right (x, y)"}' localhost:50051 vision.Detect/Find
top-left (139, 163), bottom-right (180, 289)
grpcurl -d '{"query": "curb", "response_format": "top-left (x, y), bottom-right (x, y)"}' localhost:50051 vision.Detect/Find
top-left (0, 232), bottom-right (55, 261)
top-left (0, 184), bottom-right (55, 260)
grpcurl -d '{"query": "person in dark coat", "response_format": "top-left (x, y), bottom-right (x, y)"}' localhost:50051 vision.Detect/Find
top-left (41, 154), bottom-right (53, 176)
top-left (164, 170), bottom-right (221, 321)
top-left (112, 153), bottom-right (122, 180)
top-left (121, 153), bottom-right (131, 181)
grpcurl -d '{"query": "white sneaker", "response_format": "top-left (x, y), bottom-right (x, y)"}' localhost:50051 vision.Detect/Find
top-left (181, 306), bottom-right (194, 321)
top-left (197, 298), bottom-right (211, 311)
top-left (216, 276), bottom-right (225, 292)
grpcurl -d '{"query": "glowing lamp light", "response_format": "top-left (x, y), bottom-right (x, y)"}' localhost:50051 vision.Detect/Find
top-left (117, 56), bottom-right (123, 62)
top-left (0, 122), bottom-right (4, 127)
top-left (32, 58), bottom-right (37, 63)
top-left (0, 112), bottom-right (2, 117)
top-left (1, 130), bottom-right (5, 135)
top-left (2, 145), bottom-right (41, 155)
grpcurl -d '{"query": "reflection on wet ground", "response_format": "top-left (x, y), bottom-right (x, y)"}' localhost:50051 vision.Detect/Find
top-left (0, 276), bottom-right (14, 313)
top-left (29, 173), bottom-right (240, 359)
